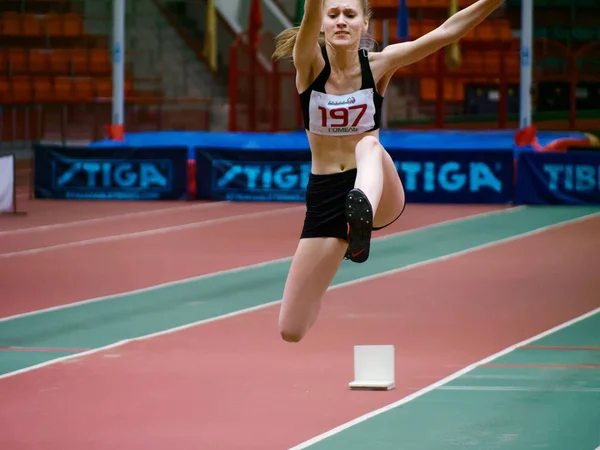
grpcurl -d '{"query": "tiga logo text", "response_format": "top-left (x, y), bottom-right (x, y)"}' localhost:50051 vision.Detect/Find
top-left (53, 160), bottom-right (170, 191)
top-left (215, 162), bottom-right (312, 191)
top-left (395, 161), bottom-right (503, 193)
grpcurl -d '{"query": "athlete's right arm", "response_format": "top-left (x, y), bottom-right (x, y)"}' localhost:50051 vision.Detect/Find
top-left (292, 0), bottom-right (323, 73)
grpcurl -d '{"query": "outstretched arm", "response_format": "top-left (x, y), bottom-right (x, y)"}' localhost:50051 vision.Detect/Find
top-left (378, 0), bottom-right (505, 72)
top-left (293, 0), bottom-right (323, 71)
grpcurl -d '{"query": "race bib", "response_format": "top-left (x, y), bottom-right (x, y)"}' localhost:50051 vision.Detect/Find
top-left (308, 88), bottom-right (376, 135)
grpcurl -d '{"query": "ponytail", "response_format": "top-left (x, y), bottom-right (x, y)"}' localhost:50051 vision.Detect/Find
top-left (272, 27), bottom-right (326, 61)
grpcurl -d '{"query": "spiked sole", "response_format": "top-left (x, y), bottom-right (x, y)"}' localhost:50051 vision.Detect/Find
top-left (345, 188), bottom-right (373, 263)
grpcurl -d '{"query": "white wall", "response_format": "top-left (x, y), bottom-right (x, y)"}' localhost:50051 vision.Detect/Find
top-left (213, 0), bottom-right (292, 36)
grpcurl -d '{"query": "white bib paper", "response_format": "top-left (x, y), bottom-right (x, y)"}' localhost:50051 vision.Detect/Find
top-left (308, 88), bottom-right (376, 136)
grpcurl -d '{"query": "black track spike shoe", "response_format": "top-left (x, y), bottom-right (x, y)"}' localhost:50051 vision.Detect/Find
top-left (344, 188), bottom-right (373, 263)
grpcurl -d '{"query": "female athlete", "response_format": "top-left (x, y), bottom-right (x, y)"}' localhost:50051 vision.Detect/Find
top-left (272, 0), bottom-right (505, 342)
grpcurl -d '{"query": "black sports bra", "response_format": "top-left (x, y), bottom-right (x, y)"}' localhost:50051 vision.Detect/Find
top-left (298, 46), bottom-right (384, 136)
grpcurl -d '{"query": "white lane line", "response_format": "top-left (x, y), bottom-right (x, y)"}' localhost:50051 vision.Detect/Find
top-left (290, 305), bottom-right (600, 449)
top-left (0, 201), bottom-right (230, 237)
top-left (0, 205), bottom-right (304, 259)
top-left (0, 206), bottom-right (520, 322)
top-left (437, 386), bottom-right (600, 392)
top-left (1, 208), bottom-right (596, 383)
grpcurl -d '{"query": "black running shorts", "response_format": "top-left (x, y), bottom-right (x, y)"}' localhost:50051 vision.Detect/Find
top-left (300, 169), bottom-right (404, 241)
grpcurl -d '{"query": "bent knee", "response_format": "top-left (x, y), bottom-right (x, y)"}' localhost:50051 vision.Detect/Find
top-left (355, 136), bottom-right (382, 159)
top-left (279, 320), bottom-right (306, 343)
top-left (280, 330), bottom-right (305, 343)
top-left (356, 135), bottom-right (380, 150)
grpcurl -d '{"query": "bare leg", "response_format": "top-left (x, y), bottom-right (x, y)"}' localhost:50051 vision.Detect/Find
top-left (278, 237), bottom-right (347, 342)
top-left (353, 135), bottom-right (384, 214)
top-left (345, 136), bottom-right (406, 262)
top-left (373, 148), bottom-right (406, 228)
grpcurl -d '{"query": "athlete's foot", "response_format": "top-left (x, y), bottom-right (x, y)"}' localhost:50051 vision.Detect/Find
top-left (344, 188), bottom-right (373, 263)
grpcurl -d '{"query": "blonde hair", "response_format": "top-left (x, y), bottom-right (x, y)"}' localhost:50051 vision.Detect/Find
top-left (272, 0), bottom-right (374, 61)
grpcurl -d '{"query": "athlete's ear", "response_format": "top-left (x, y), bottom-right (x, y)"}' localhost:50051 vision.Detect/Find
top-left (363, 18), bottom-right (369, 33)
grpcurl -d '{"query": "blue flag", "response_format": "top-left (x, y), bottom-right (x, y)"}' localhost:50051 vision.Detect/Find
top-left (397, 0), bottom-right (409, 41)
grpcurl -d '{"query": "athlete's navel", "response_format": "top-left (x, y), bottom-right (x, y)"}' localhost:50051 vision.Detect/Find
top-left (340, 164), bottom-right (345, 171)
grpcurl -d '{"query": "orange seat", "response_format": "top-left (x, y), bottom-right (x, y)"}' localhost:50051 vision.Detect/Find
top-left (463, 19), bottom-right (513, 42)
top-left (62, 12), bottom-right (83, 37)
top-left (22, 14), bottom-right (44, 37)
top-left (420, 77), bottom-right (464, 103)
top-left (29, 49), bottom-right (50, 74)
top-left (90, 48), bottom-right (111, 75)
top-left (72, 77), bottom-right (95, 100)
top-left (409, 53), bottom-right (439, 75)
top-left (8, 49), bottom-right (29, 74)
top-left (420, 78), bottom-right (437, 102)
top-left (95, 78), bottom-right (112, 97)
top-left (48, 49), bottom-right (71, 74)
top-left (53, 76), bottom-right (73, 101)
top-left (0, 7), bottom-right (144, 113)
top-left (94, 78), bottom-right (135, 98)
top-left (1, 12), bottom-right (21, 36)
top-left (372, 17), bottom-right (513, 45)
top-left (450, 50), bottom-right (519, 78)
top-left (0, 77), bottom-right (11, 103)
top-left (71, 48), bottom-right (89, 75)
top-left (372, 18), bottom-right (443, 43)
top-left (11, 76), bottom-right (34, 102)
top-left (44, 14), bottom-right (64, 36)
top-left (412, 19), bottom-right (439, 38)
top-left (33, 76), bottom-right (55, 102)
top-left (0, 49), bottom-right (7, 74)
top-left (504, 52), bottom-right (520, 79)
top-left (482, 52), bottom-right (502, 74)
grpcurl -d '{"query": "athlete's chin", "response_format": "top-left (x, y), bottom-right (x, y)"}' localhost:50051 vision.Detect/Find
top-left (329, 37), bottom-right (359, 49)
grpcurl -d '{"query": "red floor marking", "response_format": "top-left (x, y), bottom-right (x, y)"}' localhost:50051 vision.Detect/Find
top-left (482, 364), bottom-right (600, 369)
top-left (0, 205), bottom-right (505, 318)
top-left (0, 347), bottom-right (89, 353)
top-left (0, 211), bottom-right (596, 449)
top-left (0, 202), bottom-right (295, 253)
top-left (520, 345), bottom-right (600, 351)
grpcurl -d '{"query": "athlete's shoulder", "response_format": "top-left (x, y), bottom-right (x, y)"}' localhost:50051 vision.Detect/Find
top-left (366, 50), bottom-right (385, 66)
top-left (364, 50), bottom-right (393, 91)
top-left (366, 49), bottom-right (382, 58)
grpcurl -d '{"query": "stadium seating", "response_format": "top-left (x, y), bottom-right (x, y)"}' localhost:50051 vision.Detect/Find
top-left (368, 0), bottom-right (599, 108)
top-left (0, 1), bottom-right (134, 104)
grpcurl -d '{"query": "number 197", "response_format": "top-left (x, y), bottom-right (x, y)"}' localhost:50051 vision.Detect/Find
top-left (319, 104), bottom-right (367, 128)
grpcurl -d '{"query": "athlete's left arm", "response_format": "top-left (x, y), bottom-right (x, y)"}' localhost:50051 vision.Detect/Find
top-left (377, 0), bottom-right (505, 72)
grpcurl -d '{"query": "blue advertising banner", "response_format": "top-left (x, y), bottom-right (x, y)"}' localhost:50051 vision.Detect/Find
top-left (389, 149), bottom-right (513, 204)
top-left (515, 150), bottom-right (600, 205)
top-left (34, 145), bottom-right (189, 200)
top-left (196, 150), bottom-right (311, 202)
top-left (195, 148), bottom-right (514, 204)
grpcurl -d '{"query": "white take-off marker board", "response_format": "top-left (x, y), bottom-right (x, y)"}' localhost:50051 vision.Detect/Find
top-left (349, 345), bottom-right (395, 391)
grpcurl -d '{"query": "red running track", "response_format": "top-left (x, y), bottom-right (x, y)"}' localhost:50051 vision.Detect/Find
top-left (0, 212), bottom-right (597, 449)
top-left (0, 201), bottom-right (506, 317)
top-left (0, 198), bottom-right (213, 232)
